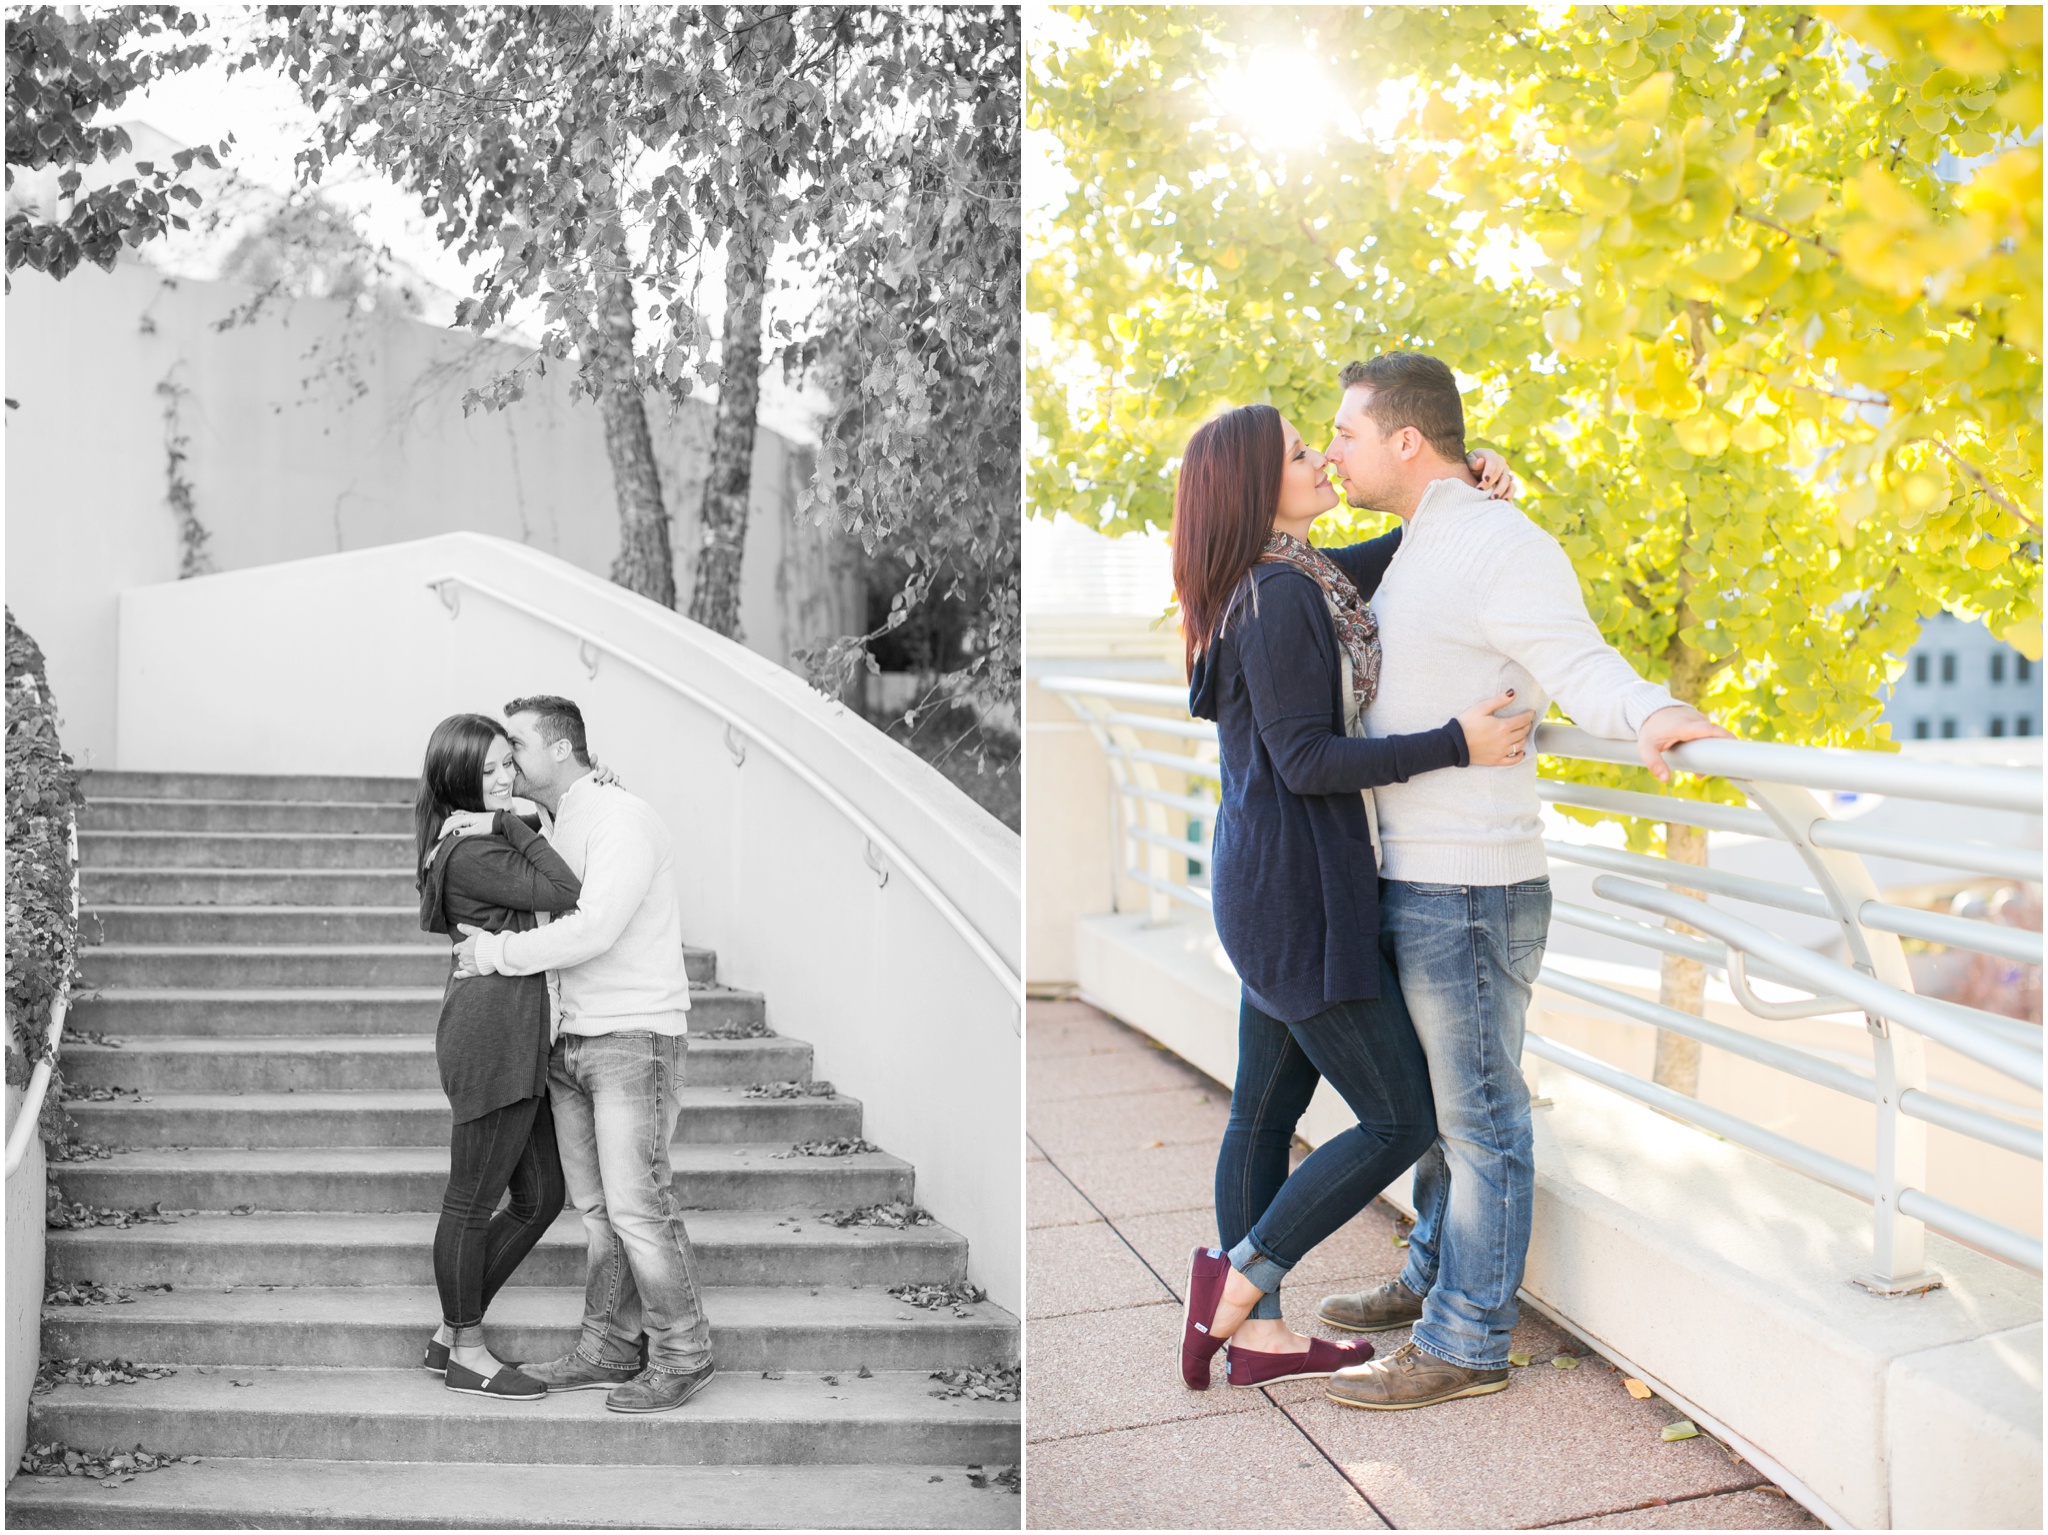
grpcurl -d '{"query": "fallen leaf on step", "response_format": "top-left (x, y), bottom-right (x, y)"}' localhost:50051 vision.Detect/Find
top-left (1551, 1354), bottom-right (1579, 1370)
top-left (1507, 1352), bottom-right (1531, 1367)
top-left (230, 1206), bottom-right (252, 1217)
top-left (762, 1370), bottom-right (785, 1380)
top-left (822, 1375), bottom-right (840, 1386)
top-left (1624, 1377), bottom-right (1652, 1399)
top-left (1662, 1420), bottom-right (1699, 1442)
top-left (1141, 1139), bottom-right (1163, 1150)
top-left (228, 1380), bottom-right (251, 1388)
top-left (857, 1364), bottom-right (873, 1378)
top-left (928, 1475), bottom-right (943, 1483)
top-left (1392, 1234), bottom-right (1408, 1248)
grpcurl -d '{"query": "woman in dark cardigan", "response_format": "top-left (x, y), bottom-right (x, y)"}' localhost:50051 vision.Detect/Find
top-left (1173, 404), bottom-right (1533, 1392)
top-left (414, 713), bottom-right (583, 1400)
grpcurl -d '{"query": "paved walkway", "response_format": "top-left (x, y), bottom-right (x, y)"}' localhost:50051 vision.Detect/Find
top-left (1025, 1000), bottom-right (1824, 1531)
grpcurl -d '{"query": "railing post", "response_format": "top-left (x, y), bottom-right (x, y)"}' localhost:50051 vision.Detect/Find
top-left (1740, 780), bottom-right (1938, 1294)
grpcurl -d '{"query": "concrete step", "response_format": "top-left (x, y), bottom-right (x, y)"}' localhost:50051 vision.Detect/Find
top-left (42, 1284), bottom-right (1016, 1372)
top-left (81, 945), bottom-right (452, 990)
top-left (50, 1210), bottom-right (969, 1291)
top-left (62, 1087), bottom-right (863, 1149)
top-left (83, 868), bottom-right (423, 906)
top-left (82, 831), bottom-right (414, 870)
top-left (62, 1035), bottom-right (813, 1093)
top-left (77, 941), bottom-right (720, 989)
top-left (26, 1366), bottom-right (1020, 1468)
top-left (86, 906), bottom-right (444, 946)
top-left (52, 1144), bottom-right (913, 1213)
top-left (68, 987), bottom-right (766, 1037)
top-left (81, 799), bottom-right (416, 834)
top-left (81, 771), bottom-right (415, 803)
top-left (4, 1457), bottom-right (1020, 1529)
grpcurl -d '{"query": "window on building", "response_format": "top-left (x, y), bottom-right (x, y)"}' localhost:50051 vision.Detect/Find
top-left (1914, 654), bottom-right (1930, 684)
top-left (2021, 657), bottom-right (2035, 683)
top-left (1990, 717), bottom-right (2006, 737)
top-left (1940, 653), bottom-right (1957, 683)
top-left (1992, 652), bottom-right (2006, 683)
top-left (2019, 716), bottom-right (2034, 737)
top-left (1912, 719), bottom-right (1930, 739)
top-left (1940, 718), bottom-right (1958, 738)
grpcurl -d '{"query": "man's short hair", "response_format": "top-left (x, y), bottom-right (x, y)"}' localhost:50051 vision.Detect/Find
top-left (504, 694), bottom-right (590, 766)
top-left (1338, 352), bottom-right (1467, 462)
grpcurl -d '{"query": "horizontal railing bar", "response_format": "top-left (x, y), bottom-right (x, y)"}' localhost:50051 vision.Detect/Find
top-left (1807, 820), bottom-right (2043, 883)
top-left (1123, 784), bottom-right (1219, 820)
top-left (1547, 841), bottom-right (1835, 919)
top-left (1524, 1032), bottom-right (1878, 1202)
top-left (1549, 901), bottom-right (1813, 991)
top-left (1105, 744), bottom-right (1223, 781)
top-left (1536, 969), bottom-right (1878, 1102)
top-left (1860, 901), bottom-right (2042, 967)
top-left (1040, 676), bottom-right (1191, 707)
top-left (1897, 1186), bottom-right (2043, 1274)
top-left (1127, 868), bottom-right (1212, 911)
top-left (1538, 781), bottom-right (1781, 838)
top-left (1095, 710), bottom-right (1219, 742)
top-left (1128, 826), bottom-right (1212, 864)
top-left (1898, 1089), bottom-right (2043, 1161)
top-left (1536, 724), bottom-right (2041, 814)
top-left (1592, 877), bottom-right (2043, 1088)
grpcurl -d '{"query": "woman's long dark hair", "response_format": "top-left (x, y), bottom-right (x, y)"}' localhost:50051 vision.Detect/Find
top-left (414, 713), bottom-right (508, 891)
top-left (1171, 403), bottom-right (1285, 674)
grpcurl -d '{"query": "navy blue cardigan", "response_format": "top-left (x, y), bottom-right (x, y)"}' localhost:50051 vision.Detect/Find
top-left (1189, 529), bottom-right (1468, 1023)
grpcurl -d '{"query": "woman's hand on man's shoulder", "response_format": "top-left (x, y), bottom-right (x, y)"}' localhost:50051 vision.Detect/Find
top-left (438, 810), bottom-right (498, 841)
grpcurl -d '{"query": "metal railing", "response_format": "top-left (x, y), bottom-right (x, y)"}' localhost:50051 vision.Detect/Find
top-left (426, 574), bottom-right (1023, 1015)
top-left (4, 811), bottom-right (79, 1180)
top-left (1042, 675), bottom-right (2044, 1284)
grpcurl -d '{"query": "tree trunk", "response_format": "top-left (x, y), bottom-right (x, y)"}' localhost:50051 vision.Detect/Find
top-left (689, 213), bottom-right (769, 639)
top-left (1652, 572), bottom-right (1714, 1096)
top-left (587, 275), bottom-right (676, 608)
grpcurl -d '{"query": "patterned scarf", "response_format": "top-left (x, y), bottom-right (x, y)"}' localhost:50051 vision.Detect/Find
top-left (1261, 530), bottom-right (1383, 715)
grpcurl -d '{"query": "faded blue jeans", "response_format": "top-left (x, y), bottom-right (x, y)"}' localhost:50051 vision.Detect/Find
top-left (1215, 937), bottom-right (1438, 1322)
top-left (548, 1030), bottom-right (713, 1374)
top-left (1384, 876), bottom-right (1551, 1371)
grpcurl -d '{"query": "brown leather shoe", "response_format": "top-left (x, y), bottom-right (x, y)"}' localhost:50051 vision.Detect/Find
top-left (1318, 1278), bottom-right (1425, 1333)
top-left (1324, 1340), bottom-right (1509, 1410)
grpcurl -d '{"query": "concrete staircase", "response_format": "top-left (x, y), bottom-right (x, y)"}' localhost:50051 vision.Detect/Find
top-left (9, 772), bottom-right (1020, 1530)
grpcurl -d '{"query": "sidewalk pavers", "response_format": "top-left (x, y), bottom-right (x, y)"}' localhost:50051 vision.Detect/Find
top-left (1025, 999), bottom-right (1823, 1531)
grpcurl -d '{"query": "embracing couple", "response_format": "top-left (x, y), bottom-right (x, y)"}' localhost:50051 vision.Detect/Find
top-left (410, 694), bottom-right (712, 1412)
top-left (1174, 352), bottom-right (1732, 1409)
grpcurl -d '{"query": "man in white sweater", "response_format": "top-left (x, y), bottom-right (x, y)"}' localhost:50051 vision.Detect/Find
top-left (452, 695), bottom-right (710, 1414)
top-left (1313, 353), bottom-right (1730, 1412)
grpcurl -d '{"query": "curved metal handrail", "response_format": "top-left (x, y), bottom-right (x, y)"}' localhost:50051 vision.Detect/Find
top-left (1044, 673), bottom-right (2044, 1280)
top-left (426, 574), bottom-right (1022, 1020)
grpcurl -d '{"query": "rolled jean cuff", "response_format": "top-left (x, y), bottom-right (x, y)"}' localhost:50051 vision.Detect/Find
top-left (1228, 1235), bottom-right (1293, 1302)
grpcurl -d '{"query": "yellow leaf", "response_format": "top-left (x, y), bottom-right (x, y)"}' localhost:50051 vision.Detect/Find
top-left (1673, 411), bottom-right (1731, 456)
top-left (1624, 1377), bottom-right (1653, 1399)
top-left (1552, 1354), bottom-right (1581, 1370)
top-left (1730, 416), bottom-right (1782, 453)
top-left (1686, 246), bottom-right (1762, 285)
top-left (1508, 1352), bottom-right (1532, 1367)
top-left (1619, 71), bottom-right (1674, 122)
top-left (1847, 162), bottom-right (1930, 232)
top-left (1900, 472), bottom-right (1949, 515)
top-left (1999, 621), bottom-right (2042, 663)
top-left (1422, 95), bottom-right (1461, 139)
top-left (1774, 179), bottom-right (1829, 225)
top-left (1662, 1420), bottom-right (1700, 1442)
top-left (1543, 307), bottom-right (1583, 348)
top-left (1965, 538), bottom-right (2011, 570)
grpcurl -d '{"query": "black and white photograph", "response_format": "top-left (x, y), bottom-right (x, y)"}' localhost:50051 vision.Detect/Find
top-left (4, 5), bottom-right (1022, 1528)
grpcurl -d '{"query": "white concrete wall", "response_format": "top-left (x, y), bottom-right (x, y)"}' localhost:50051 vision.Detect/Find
top-left (113, 533), bottom-right (1021, 1313)
top-left (4, 262), bottom-right (859, 769)
top-left (5, 1083), bottom-right (46, 1480)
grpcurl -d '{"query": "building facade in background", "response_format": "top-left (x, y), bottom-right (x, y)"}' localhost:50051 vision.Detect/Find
top-left (1883, 611), bottom-right (2042, 741)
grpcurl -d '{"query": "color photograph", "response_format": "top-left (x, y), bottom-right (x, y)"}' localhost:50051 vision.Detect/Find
top-left (1024, 6), bottom-right (2040, 1530)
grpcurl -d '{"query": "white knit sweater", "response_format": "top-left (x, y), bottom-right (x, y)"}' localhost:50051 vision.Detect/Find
top-left (1364, 477), bottom-right (1678, 885)
top-left (471, 775), bottom-right (692, 1036)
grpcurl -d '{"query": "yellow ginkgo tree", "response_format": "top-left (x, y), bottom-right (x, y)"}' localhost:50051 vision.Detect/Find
top-left (1030, 3), bottom-right (2041, 1088)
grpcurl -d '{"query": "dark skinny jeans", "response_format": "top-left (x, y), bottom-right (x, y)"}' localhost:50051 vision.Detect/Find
top-left (1215, 938), bottom-right (1438, 1321)
top-left (433, 1093), bottom-right (567, 1340)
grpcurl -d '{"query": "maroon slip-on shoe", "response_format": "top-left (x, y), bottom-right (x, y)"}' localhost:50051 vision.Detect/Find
top-left (1179, 1245), bottom-right (1232, 1390)
top-left (1223, 1333), bottom-right (1376, 1388)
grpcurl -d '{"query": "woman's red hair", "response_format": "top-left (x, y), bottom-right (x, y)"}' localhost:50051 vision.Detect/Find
top-left (1171, 403), bottom-right (1284, 674)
